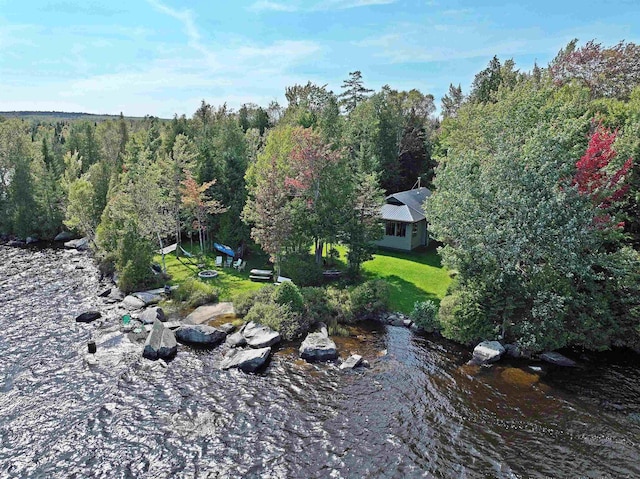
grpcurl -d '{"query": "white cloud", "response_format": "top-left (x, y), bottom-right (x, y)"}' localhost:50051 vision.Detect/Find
top-left (248, 0), bottom-right (396, 13)
top-left (314, 0), bottom-right (396, 10)
top-left (248, 1), bottom-right (298, 13)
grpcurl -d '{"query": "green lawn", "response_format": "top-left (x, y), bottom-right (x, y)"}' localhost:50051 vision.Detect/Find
top-left (362, 246), bottom-right (451, 314)
top-left (154, 245), bottom-right (271, 301)
top-left (155, 242), bottom-right (451, 314)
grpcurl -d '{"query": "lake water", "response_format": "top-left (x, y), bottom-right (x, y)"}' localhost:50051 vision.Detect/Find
top-left (1, 245), bottom-right (639, 478)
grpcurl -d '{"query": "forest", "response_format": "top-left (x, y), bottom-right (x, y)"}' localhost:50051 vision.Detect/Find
top-left (1, 39), bottom-right (640, 353)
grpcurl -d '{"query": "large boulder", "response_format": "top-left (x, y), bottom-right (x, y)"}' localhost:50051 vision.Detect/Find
top-left (75, 311), bottom-right (102, 323)
top-left (540, 351), bottom-right (577, 367)
top-left (242, 321), bottom-right (281, 348)
top-left (123, 295), bottom-right (146, 310)
top-left (139, 306), bottom-right (166, 325)
top-left (340, 354), bottom-right (363, 370)
top-left (226, 331), bottom-right (247, 348)
top-left (143, 320), bottom-right (177, 360)
top-left (54, 231), bottom-right (74, 242)
top-left (64, 237), bottom-right (89, 250)
top-left (184, 302), bottom-right (236, 325)
top-left (220, 347), bottom-right (271, 372)
top-left (472, 341), bottom-right (505, 365)
top-left (299, 323), bottom-right (338, 362)
top-left (175, 324), bottom-right (227, 346)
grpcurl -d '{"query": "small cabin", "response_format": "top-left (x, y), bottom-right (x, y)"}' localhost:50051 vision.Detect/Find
top-left (375, 187), bottom-right (431, 251)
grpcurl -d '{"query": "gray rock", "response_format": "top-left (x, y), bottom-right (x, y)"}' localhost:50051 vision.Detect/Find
top-left (175, 324), bottom-right (227, 345)
top-left (132, 291), bottom-right (162, 306)
top-left (64, 237), bottom-right (89, 250)
top-left (123, 295), bottom-right (146, 309)
top-left (220, 347), bottom-right (271, 372)
top-left (472, 341), bottom-right (505, 365)
top-left (143, 320), bottom-right (177, 360)
top-left (163, 321), bottom-right (182, 330)
top-left (109, 288), bottom-right (125, 301)
top-left (25, 236), bottom-right (39, 244)
top-left (242, 321), bottom-right (281, 348)
top-left (402, 319), bottom-right (413, 328)
top-left (340, 354), bottom-right (363, 370)
top-left (54, 231), bottom-right (74, 242)
top-left (504, 343), bottom-right (521, 359)
top-left (299, 323), bottom-right (338, 362)
top-left (226, 331), bottom-right (247, 348)
top-left (75, 311), bottom-right (102, 323)
top-left (139, 306), bottom-right (166, 325)
top-left (540, 351), bottom-right (577, 367)
top-left (218, 322), bottom-right (236, 334)
top-left (97, 287), bottom-right (112, 297)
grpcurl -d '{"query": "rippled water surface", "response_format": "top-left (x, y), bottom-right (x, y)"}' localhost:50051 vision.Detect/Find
top-left (1, 245), bottom-right (640, 478)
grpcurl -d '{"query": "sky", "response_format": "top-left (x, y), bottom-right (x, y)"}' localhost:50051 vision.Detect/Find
top-left (1, 0), bottom-right (639, 118)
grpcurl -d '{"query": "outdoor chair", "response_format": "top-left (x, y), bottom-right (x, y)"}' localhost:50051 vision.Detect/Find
top-left (225, 257), bottom-right (233, 268)
top-left (237, 262), bottom-right (246, 272)
top-left (232, 258), bottom-right (243, 269)
top-left (215, 256), bottom-right (223, 267)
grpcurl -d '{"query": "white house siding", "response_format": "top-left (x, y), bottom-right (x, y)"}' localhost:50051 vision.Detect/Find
top-left (376, 222), bottom-right (413, 250)
top-left (410, 219), bottom-right (428, 249)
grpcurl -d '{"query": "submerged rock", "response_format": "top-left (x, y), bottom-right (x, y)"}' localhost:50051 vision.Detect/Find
top-left (340, 354), bottom-right (363, 370)
top-left (472, 341), bottom-right (505, 365)
top-left (175, 324), bottom-right (227, 346)
top-left (242, 321), bottom-right (281, 348)
top-left (299, 323), bottom-right (338, 362)
top-left (143, 320), bottom-right (177, 360)
top-left (139, 306), bottom-right (166, 325)
top-left (220, 347), bottom-right (271, 372)
top-left (540, 351), bottom-right (577, 367)
top-left (75, 311), bottom-right (101, 323)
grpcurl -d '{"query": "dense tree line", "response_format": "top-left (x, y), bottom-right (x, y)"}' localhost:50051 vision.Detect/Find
top-left (0, 73), bottom-right (435, 290)
top-left (429, 39), bottom-right (640, 352)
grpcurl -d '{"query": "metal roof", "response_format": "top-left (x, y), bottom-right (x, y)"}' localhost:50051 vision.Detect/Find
top-left (381, 187), bottom-right (431, 223)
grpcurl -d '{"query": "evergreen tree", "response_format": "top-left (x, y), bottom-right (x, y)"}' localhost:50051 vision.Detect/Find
top-left (339, 71), bottom-right (374, 114)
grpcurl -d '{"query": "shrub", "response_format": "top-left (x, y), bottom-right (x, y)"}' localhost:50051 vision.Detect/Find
top-left (245, 302), bottom-right (310, 340)
top-left (272, 281), bottom-right (304, 313)
top-left (349, 280), bottom-right (390, 321)
top-left (326, 286), bottom-right (352, 323)
top-left (410, 300), bottom-right (440, 332)
top-left (233, 285), bottom-right (275, 316)
top-left (301, 287), bottom-right (335, 324)
top-left (280, 255), bottom-right (323, 286)
top-left (438, 288), bottom-right (495, 345)
top-left (173, 278), bottom-right (219, 308)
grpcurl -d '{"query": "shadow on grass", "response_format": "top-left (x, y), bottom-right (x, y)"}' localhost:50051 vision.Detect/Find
top-left (373, 242), bottom-right (444, 268)
top-left (373, 273), bottom-right (442, 314)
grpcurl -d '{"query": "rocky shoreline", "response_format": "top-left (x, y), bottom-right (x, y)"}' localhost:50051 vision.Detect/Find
top-left (1, 238), bottom-right (594, 373)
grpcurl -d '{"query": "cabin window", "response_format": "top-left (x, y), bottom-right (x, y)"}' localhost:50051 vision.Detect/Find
top-left (385, 221), bottom-right (406, 237)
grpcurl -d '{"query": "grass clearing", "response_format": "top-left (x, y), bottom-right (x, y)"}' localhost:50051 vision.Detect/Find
top-left (156, 242), bottom-right (451, 315)
top-left (154, 244), bottom-right (270, 302)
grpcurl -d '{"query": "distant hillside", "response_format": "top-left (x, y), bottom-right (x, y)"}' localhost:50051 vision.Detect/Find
top-left (0, 111), bottom-right (165, 122)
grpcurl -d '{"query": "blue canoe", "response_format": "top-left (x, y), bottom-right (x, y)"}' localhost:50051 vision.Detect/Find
top-left (213, 242), bottom-right (235, 258)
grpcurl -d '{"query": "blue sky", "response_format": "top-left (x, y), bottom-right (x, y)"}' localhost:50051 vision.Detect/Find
top-left (1, 0), bottom-right (639, 118)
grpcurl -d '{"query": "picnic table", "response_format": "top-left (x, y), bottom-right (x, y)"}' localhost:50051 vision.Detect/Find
top-left (249, 269), bottom-right (273, 282)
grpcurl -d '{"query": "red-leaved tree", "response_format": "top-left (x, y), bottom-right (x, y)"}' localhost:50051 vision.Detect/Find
top-left (572, 122), bottom-right (632, 227)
